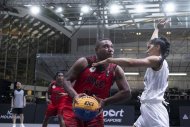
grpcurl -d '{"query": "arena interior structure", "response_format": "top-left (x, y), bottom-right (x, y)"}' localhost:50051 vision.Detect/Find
top-left (0, 0), bottom-right (190, 126)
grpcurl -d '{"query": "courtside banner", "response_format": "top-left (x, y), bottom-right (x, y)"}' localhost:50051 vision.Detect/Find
top-left (0, 104), bottom-right (35, 123)
top-left (103, 106), bottom-right (135, 126)
top-left (179, 106), bottom-right (190, 127)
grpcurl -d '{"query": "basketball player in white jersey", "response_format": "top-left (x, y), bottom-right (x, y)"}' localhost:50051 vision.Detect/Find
top-left (92, 19), bottom-right (170, 127)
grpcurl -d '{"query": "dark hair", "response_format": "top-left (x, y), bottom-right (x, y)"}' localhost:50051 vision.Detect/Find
top-left (13, 82), bottom-right (18, 90)
top-left (13, 81), bottom-right (22, 89)
top-left (150, 37), bottom-right (170, 62)
top-left (96, 38), bottom-right (112, 48)
top-left (54, 71), bottom-right (64, 80)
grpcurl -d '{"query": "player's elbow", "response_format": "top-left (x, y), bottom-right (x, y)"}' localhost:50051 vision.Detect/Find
top-left (122, 89), bottom-right (132, 100)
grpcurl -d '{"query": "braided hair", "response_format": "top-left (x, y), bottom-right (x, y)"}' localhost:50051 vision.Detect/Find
top-left (150, 37), bottom-right (170, 63)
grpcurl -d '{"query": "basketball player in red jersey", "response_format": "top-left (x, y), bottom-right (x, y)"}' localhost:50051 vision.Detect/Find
top-left (42, 72), bottom-right (67, 127)
top-left (62, 39), bottom-right (131, 127)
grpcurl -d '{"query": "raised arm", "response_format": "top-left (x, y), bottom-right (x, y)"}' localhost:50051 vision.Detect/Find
top-left (150, 18), bottom-right (168, 40)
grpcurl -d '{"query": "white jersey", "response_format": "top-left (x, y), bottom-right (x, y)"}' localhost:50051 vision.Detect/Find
top-left (13, 89), bottom-right (25, 108)
top-left (140, 60), bottom-right (169, 102)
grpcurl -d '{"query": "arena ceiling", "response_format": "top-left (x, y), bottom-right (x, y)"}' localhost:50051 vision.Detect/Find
top-left (0, 0), bottom-right (190, 88)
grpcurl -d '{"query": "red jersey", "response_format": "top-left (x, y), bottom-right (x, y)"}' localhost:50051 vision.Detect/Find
top-left (73, 56), bottom-right (117, 99)
top-left (48, 81), bottom-right (66, 104)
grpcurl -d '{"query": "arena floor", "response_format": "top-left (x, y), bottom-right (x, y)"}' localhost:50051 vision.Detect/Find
top-left (0, 124), bottom-right (128, 127)
top-left (0, 123), bottom-right (180, 127)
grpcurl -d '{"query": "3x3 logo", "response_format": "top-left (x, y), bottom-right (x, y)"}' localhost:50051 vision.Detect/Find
top-left (84, 101), bottom-right (94, 106)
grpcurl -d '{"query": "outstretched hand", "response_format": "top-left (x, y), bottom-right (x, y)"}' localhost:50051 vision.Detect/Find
top-left (156, 18), bottom-right (169, 29)
top-left (92, 59), bottom-right (108, 67)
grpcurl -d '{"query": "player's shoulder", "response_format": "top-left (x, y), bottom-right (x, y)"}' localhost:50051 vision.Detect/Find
top-left (147, 55), bottom-right (160, 61)
top-left (77, 57), bottom-right (88, 63)
top-left (76, 56), bottom-right (96, 67)
top-left (114, 65), bottom-right (125, 75)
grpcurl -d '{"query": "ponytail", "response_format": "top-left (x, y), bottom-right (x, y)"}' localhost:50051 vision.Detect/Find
top-left (160, 37), bottom-right (170, 60)
top-left (150, 37), bottom-right (170, 62)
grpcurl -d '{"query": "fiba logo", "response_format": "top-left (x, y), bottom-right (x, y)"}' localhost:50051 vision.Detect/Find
top-left (103, 109), bottom-right (124, 117)
top-left (52, 85), bottom-right (56, 89)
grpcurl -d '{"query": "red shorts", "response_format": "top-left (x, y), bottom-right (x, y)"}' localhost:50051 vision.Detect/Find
top-left (62, 99), bottom-right (104, 127)
top-left (45, 102), bottom-right (64, 117)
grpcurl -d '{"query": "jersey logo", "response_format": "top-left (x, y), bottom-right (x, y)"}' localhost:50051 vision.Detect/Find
top-left (52, 85), bottom-right (56, 89)
top-left (89, 67), bottom-right (96, 72)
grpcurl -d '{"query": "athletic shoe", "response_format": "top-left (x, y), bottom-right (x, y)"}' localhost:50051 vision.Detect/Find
top-left (20, 124), bottom-right (25, 127)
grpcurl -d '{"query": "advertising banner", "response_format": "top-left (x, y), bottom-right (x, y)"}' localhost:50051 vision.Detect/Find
top-left (180, 106), bottom-right (190, 127)
top-left (0, 104), bottom-right (135, 126)
top-left (103, 105), bottom-right (135, 126)
top-left (0, 104), bottom-right (36, 123)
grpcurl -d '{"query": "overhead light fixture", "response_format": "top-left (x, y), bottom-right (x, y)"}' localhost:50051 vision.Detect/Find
top-left (124, 72), bottom-right (139, 75)
top-left (109, 4), bottom-right (121, 14)
top-left (81, 5), bottom-right (91, 14)
top-left (55, 7), bottom-right (63, 13)
top-left (164, 2), bottom-right (175, 13)
top-left (50, 6), bottom-right (54, 9)
top-left (166, 31), bottom-right (171, 35)
top-left (135, 4), bottom-right (145, 13)
top-left (30, 6), bottom-right (40, 15)
top-left (169, 73), bottom-right (187, 76)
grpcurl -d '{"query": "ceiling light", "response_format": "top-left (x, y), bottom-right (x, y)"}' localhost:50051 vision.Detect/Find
top-left (50, 6), bottom-right (54, 9)
top-left (30, 6), bottom-right (40, 15)
top-left (124, 72), bottom-right (139, 75)
top-left (81, 5), bottom-right (91, 14)
top-left (135, 4), bottom-right (145, 13)
top-left (55, 7), bottom-right (63, 13)
top-left (164, 2), bottom-right (175, 13)
top-left (169, 73), bottom-right (187, 76)
top-left (109, 4), bottom-right (121, 14)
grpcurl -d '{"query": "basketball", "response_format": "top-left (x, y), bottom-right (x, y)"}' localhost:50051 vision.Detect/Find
top-left (73, 95), bottom-right (100, 121)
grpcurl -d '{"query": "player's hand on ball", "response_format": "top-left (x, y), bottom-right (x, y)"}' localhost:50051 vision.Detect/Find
top-left (93, 95), bottom-right (105, 107)
top-left (93, 95), bottom-right (104, 115)
top-left (73, 93), bottom-right (87, 104)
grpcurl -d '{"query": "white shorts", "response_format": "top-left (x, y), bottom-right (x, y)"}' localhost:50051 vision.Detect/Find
top-left (134, 102), bottom-right (169, 127)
